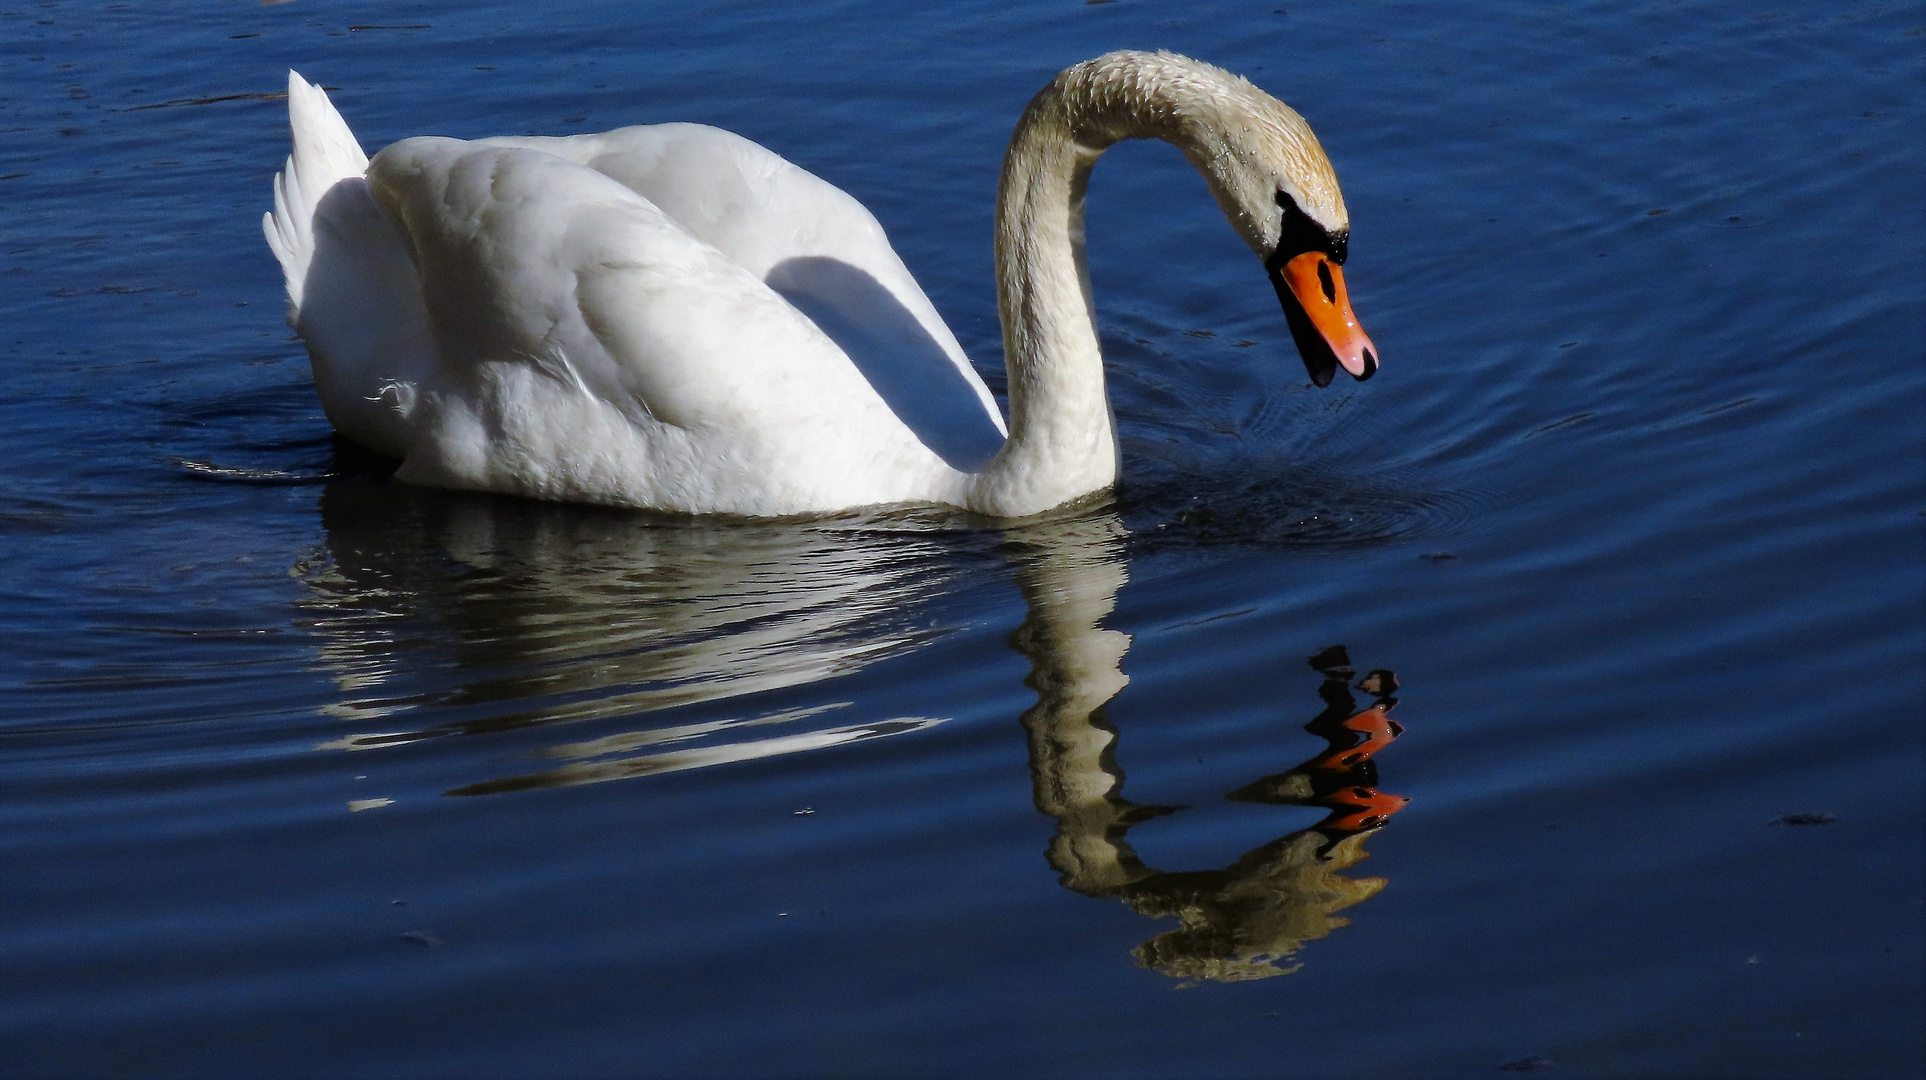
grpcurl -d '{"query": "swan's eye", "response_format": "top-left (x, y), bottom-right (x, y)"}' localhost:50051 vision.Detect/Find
top-left (1272, 189), bottom-right (1348, 266)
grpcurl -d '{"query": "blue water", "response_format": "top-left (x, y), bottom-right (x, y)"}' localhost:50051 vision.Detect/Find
top-left (2, 1), bottom-right (1921, 1076)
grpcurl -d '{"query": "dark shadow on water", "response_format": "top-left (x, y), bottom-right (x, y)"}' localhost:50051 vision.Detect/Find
top-left (1115, 458), bottom-right (1480, 553)
top-left (765, 255), bottom-right (1006, 473)
top-left (174, 433), bottom-right (398, 487)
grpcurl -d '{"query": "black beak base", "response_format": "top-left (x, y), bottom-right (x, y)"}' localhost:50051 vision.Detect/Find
top-left (1272, 272), bottom-right (1341, 388)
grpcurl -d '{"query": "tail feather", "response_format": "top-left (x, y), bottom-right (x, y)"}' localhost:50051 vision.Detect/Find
top-left (260, 72), bottom-right (434, 460)
top-left (263, 71), bottom-right (369, 322)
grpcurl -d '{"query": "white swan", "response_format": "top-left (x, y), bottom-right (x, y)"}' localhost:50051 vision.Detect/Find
top-left (265, 51), bottom-right (1377, 518)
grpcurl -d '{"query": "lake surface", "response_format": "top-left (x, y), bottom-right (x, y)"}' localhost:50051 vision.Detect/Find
top-left (2, 1), bottom-right (1921, 1076)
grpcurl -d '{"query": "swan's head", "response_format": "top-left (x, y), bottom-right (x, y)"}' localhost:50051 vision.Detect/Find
top-left (1262, 189), bottom-right (1378, 389)
top-left (1155, 56), bottom-right (1380, 388)
top-left (1033, 51), bottom-right (1380, 389)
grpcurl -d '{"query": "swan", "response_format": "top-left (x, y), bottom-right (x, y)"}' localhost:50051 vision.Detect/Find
top-left (264, 51), bottom-right (1377, 518)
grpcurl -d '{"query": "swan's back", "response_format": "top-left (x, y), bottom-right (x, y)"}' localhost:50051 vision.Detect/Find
top-left (267, 74), bottom-right (1006, 514)
top-left (475, 124), bottom-right (1008, 468)
top-left (364, 136), bottom-right (968, 512)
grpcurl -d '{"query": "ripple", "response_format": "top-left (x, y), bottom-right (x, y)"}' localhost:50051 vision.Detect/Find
top-left (173, 459), bottom-right (336, 486)
top-left (0, 494), bottom-right (75, 534)
top-left (444, 716), bottom-right (946, 797)
top-left (1118, 462), bottom-right (1484, 552)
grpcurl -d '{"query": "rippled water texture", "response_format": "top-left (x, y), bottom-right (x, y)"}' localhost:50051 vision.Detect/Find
top-left (2, 1), bottom-right (1921, 1076)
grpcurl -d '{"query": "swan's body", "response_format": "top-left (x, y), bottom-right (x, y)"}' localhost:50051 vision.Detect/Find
top-left (266, 52), bottom-right (1376, 518)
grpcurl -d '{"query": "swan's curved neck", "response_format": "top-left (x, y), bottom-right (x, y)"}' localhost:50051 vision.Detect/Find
top-left (970, 56), bottom-right (1227, 518)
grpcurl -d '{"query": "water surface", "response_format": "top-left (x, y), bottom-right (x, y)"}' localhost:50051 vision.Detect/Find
top-left (2, 1), bottom-right (1921, 1076)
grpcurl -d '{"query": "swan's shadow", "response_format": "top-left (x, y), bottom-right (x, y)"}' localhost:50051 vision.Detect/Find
top-left (765, 256), bottom-right (1005, 473)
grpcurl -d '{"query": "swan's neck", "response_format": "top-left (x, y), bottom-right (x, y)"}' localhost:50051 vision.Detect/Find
top-left (970, 55), bottom-right (1233, 518)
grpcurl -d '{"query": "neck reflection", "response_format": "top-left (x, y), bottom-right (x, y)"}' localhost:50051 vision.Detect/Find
top-left (1008, 520), bottom-right (1409, 983)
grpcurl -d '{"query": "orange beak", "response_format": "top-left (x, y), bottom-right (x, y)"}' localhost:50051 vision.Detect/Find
top-left (1274, 251), bottom-right (1378, 387)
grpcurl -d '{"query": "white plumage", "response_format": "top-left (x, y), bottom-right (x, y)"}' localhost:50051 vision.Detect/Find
top-left (265, 53), bottom-right (1363, 518)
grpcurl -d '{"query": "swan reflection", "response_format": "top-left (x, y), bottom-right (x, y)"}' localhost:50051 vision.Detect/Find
top-left (301, 483), bottom-right (1405, 978)
top-left (1008, 525), bottom-right (1408, 983)
top-left (300, 481), bottom-right (982, 774)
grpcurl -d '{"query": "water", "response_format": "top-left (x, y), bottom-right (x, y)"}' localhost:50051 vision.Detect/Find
top-left (3, 1), bottom-right (1921, 1076)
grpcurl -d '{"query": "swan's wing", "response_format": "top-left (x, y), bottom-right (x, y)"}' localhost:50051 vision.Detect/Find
top-left (263, 73), bottom-right (436, 459)
top-left (365, 138), bottom-right (961, 512)
top-left (479, 125), bottom-right (1009, 471)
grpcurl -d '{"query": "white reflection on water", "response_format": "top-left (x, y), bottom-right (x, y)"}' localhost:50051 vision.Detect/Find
top-left (297, 481), bottom-right (977, 752)
top-left (447, 715), bottom-right (947, 797)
